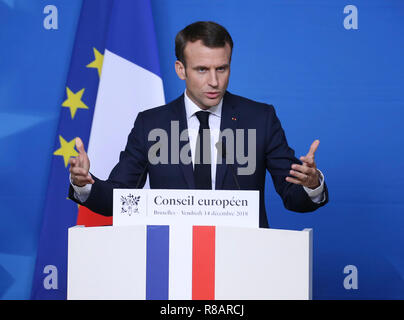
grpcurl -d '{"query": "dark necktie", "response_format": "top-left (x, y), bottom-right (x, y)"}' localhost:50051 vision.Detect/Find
top-left (194, 111), bottom-right (212, 189)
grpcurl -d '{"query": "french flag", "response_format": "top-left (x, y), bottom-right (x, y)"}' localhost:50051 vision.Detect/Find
top-left (77, 0), bottom-right (164, 226)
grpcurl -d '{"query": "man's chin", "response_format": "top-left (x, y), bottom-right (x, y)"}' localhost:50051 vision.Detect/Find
top-left (202, 96), bottom-right (223, 108)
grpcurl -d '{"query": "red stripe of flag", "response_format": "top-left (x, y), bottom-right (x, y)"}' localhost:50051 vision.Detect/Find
top-left (76, 206), bottom-right (112, 227)
top-left (192, 226), bottom-right (215, 300)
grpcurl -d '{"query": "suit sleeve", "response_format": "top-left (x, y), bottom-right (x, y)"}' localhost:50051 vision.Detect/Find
top-left (264, 105), bottom-right (328, 212)
top-left (68, 112), bottom-right (149, 216)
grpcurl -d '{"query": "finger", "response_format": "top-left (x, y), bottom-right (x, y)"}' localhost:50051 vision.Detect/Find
top-left (69, 163), bottom-right (76, 174)
top-left (70, 166), bottom-right (89, 177)
top-left (69, 157), bottom-right (77, 167)
top-left (77, 152), bottom-right (89, 169)
top-left (290, 170), bottom-right (308, 182)
top-left (292, 164), bottom-right (316, 175)
top-left (77, 152), bottom-right (85, 168)
top-left (285, 176), bottom-right (302, 185)
top-left (307, 139), bottom-right (320, 157)
top-left (82, 174), bottom-right (94, 184)
top-left (300, 156), bottom-right (316, 167)
top-left (75, 137), bottom-right (86, 155)
top-left (73, 175), bottom-right (94, 186)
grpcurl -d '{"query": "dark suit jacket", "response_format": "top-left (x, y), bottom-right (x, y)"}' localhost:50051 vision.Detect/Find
top-left (69, 91), bottom-right (328, 228)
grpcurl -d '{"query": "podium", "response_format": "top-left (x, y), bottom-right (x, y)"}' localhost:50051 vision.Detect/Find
top-left (67, 225), bottom-right (312, 300)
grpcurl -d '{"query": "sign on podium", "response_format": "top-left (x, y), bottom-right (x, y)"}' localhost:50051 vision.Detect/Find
top-left (112, 189), bottom-right (260, 228)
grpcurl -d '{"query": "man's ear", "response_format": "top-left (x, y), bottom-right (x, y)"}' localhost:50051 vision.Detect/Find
top-left (175, 60), bottom-right (186, 80)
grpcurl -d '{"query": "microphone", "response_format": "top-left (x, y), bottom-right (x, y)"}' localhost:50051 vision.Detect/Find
top-left (135, 163), bottom-right (148, 189)
top-left (216, 141), bottom-right (241, 190)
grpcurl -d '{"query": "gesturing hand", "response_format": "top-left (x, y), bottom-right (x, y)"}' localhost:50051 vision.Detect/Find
top-left (68, 137), bottom-right (95, 187)
top-left (286, 139), bottom-right (320, 189)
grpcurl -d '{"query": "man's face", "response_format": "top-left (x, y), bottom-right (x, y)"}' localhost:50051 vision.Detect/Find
top-left (175, 40), bottom-right (231, 110)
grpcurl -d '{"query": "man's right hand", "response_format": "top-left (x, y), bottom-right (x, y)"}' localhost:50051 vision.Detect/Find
top-left (69, 137), bottom-right (95, 187)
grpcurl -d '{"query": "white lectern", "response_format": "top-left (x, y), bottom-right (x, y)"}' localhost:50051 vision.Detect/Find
top-left (67, 225), bottom-right (312, 300)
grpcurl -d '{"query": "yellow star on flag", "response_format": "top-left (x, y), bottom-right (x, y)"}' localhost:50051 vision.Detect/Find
top-left (53, 135), bottom-right (78, 167)
top-left (62, 87), bottom-right (89, 119)
top-left (86, 47), bottom-right (104, 77)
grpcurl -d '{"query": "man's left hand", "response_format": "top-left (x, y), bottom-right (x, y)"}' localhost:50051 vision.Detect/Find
top-left (286, 139), bottom-right (321, 189)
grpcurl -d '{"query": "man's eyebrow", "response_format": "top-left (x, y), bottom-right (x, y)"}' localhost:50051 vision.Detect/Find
top-left (192, 64), bottom-right (229, 69)
top-left (192, 65), bottom-right (208, 69)
top-left (217, 64), bottom-right (229, 69)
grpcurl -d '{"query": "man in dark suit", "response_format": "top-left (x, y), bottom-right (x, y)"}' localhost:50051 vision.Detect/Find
top-left (69, 21), bottom-right (328, 228)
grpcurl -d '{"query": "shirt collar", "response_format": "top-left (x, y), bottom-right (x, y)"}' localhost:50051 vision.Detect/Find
top-left (184, 89), bottom-right (222, 120)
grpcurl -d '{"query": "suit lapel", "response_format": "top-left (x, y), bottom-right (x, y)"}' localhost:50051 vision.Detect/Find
top-left (215, 92), bottom-right (238, 190)
top-left (172, 95), bottom-right (195, 189)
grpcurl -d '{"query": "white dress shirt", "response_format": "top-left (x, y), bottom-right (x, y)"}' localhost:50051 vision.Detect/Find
top-left (72, 90), bottom-right (326, 203)
top-left (184, 89), bottom-right (222, 189)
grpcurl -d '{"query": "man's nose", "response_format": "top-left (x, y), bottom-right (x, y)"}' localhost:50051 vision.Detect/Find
top-left (208, 70), bottom-right (218, 87)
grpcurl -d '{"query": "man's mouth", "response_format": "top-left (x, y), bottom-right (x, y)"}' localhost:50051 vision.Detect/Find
top-left (205, 92), bottom-right (220, 99)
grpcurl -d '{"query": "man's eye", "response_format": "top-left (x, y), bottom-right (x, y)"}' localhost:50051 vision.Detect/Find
top-left (198, 68), bottom-right (206, 72)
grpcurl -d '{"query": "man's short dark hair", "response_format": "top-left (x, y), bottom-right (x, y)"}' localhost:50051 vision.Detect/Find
top-left (175, 21), bottom-right (233, 67)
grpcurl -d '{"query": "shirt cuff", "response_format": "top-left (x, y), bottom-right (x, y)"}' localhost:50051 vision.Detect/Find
top-left (303, 169), bottom-right (326, 204)
top-left (69, 173), bottom-right (92, 203)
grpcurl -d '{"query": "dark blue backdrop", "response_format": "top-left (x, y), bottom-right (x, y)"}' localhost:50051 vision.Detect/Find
top-left (1, 0), bottom-right (403, 299)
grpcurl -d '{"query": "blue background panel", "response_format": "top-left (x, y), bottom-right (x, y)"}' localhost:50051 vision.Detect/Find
top-left (1, 0), bottom-right (403, 299)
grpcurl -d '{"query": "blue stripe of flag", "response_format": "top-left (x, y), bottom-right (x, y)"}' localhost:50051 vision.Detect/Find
top-left (146, 225), bottom-right (169, 300)
top-left (106, 0), bottom-right (162, 77)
